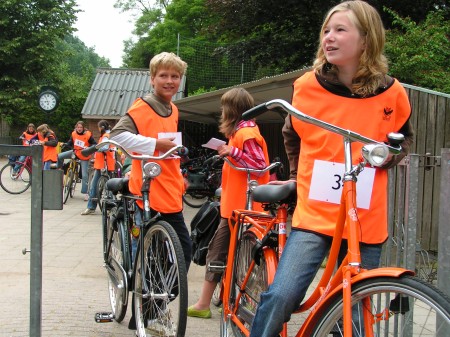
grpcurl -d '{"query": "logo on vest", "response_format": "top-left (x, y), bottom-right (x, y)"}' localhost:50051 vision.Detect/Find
top-left (383, 107), bottom-right (393, 121)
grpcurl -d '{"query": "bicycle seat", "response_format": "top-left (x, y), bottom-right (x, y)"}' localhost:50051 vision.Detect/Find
top-left (105, 177), bottom-right (130, 194)
top-left (252, 181), bottom-right (296, 204)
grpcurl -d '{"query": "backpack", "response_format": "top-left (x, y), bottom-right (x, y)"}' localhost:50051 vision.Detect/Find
top-left (190, 201), bottom-right (221, 266)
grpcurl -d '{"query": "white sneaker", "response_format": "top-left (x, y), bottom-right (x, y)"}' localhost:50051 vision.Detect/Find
top-left (81, 208), bottom-right (95, 215)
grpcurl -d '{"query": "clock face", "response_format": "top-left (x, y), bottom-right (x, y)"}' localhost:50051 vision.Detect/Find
top-left (38, 91), bottom-right (58, 111)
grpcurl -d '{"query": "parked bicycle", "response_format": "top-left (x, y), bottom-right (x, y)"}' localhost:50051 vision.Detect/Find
top-left (182, 154), bottom-right (223, 208)
top-left (98, 139), bottom-right (188, 337)
top-left (0, 155), bottom-right (32, 194)
top-left (218, 99), bottom-right (450, 337)
top-left (62, 151), bottom-right (81, 204)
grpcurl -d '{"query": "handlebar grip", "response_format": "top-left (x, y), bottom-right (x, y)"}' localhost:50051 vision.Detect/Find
top-left (177, 146), bottom-right (189, 156)
top-left (81, 145), bottom-right (97, 157)
top-left (242, 102), bottom-right (269, 121)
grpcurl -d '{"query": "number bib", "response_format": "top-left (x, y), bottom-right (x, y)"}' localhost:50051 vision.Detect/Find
top-left (308, 160), bottom-right (375, 209)
top-left (74, 139), bottom-right (86, 148)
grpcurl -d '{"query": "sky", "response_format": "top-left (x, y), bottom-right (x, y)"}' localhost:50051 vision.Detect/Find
top-left (74, 0), bottom-right (136, 68)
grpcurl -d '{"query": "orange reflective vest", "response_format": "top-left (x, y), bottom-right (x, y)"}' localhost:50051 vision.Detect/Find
top-left (94, 133), bottom-right (116, 170)
top-left (22, 132), bottom-right (37, 146)
top-left (290, 71), bottom-right (411, 244)
top-left (220, 125), bottom-right (270, 218)
top-left (127, 98), bottom-right (184, 213)
top-left (72, 130), bottom-right (93, 161)
top-left (38, 132), bottom-right (58, 162)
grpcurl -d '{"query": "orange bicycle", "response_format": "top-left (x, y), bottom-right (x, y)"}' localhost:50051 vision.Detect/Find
top-left (218, 99), bottom-right (450, 337)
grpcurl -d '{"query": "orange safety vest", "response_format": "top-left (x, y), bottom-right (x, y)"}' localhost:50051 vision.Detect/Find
top-left (94, 133), bottom-right (116, 171)
top-left (220, 125), bottom-right (270, 218)
top-left (290, 71), bottom-right (411, 244)
top-left (127, 98), bottom-right (184, 213)
top-left (72, 130), bottom-right (93, 161)
top-left (38, 132), bottom-right (58, 162)
top-left (22, 132), bottom-right (37, 146)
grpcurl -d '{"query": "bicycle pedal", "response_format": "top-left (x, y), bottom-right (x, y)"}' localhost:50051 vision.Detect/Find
top-left (94, 312), bottom-right (114, 323)
top-left (208, 261), bottom-right (226, 273)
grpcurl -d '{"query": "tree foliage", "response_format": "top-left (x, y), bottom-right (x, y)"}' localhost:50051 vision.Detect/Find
top-left (385, 9), bottom-right (450, 94)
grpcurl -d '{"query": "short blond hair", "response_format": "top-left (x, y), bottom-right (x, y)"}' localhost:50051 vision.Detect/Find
top-left (149, 52), bottom-right (187, 77)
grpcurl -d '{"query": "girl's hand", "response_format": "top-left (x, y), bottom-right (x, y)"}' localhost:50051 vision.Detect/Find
top-left (217, 144), bottom-right (231, 157)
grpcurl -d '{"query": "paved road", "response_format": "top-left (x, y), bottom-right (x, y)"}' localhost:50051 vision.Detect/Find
top-left (0, 170), bottom-right (220, 336)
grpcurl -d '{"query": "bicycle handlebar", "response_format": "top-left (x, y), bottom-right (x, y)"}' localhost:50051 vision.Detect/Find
top-left (243, 99), bottom-right (402, 154)
top-left (95, 139), bottom-right (184, 161)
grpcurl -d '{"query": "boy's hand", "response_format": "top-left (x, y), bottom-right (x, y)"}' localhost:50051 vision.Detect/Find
top-left (155, 137), bottom-right (177, 153)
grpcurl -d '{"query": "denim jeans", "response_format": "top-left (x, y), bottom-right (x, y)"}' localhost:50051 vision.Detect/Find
top-left (87, 169), bottom-right (101, 210)
top-left (249, 229), bottom-right (382, 337)
top-left (13, 155), bottom-right (26, 172)
top-left (43, 161), bottom-right (55, 170)
top-left (131, 206), bottom-right (192, 272)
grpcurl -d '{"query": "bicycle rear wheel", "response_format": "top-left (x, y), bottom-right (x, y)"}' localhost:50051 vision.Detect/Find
top-left (70, 168), bottom-right (77, 198)
top-left (63, 168), bottom-right (73, 204)
top-left (134, 220), bottom-right (188, 337)
top-left (310, 275), bottom-right (450, 337)
top-left (104, 209), bottom-right (129, 323)
top-left (0, 162), bottom-right (31, 194)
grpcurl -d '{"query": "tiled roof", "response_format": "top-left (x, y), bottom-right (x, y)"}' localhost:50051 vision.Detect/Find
top-left (81, 68), bottom-right (186, 119)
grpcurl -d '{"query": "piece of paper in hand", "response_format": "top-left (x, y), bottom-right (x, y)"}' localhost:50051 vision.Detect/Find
top-left (157, 132), bottom-right (182, 158)
top-left (202, 137), bottom-right (226, 150)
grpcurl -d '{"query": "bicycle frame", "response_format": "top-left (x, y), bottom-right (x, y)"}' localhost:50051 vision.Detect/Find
top-left (221, 99), bottom-right (410, 337)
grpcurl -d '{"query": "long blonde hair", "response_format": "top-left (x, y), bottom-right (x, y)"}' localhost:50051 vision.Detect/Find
top-left (219, 88), bottom-right (254, 139)
top-left (313, 0), bottom-right (388, 96)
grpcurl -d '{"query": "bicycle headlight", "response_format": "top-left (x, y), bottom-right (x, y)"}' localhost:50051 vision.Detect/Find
top-left (249, 180), bottom-right (259, 192)
top-left (361, 144), bottom-right (389, 167)
top-left (143, 162), bottom-right (161, 178)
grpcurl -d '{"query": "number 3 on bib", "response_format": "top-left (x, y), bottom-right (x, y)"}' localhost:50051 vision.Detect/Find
top-left (309, 160), bottom-right (375, 209)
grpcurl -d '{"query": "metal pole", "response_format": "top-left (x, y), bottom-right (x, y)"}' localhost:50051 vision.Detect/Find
top-left (30, 145), bottom-right (43, 337)
top-left (403, 154), bottom-right (419, 272)
top-left (437, 148), bottom-right (450, 297)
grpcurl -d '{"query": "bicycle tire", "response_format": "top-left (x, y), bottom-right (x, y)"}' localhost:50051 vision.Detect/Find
top-left (134, 220), bottom-right (188, 337)
top-left (182, 192), bottom-right (209, 208)
top-left (97, 175), bottom-right (109, 211)
top-left (70, 167), bottom-right (77, 198)
top-left (309, 275), bottom-right (450, 337)
top-left (212, 279), bottom-right (222, 307)
top-left (0, 162), bottom-right (31, 194)
top-left (63, 168), bottom-right (73, 204)
top-left (105, 213), bottom-right (129, 323)
top-left (221, 230), bottom-right (277, 337)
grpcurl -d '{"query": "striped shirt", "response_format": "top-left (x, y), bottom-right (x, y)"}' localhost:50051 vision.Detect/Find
top-left (229, 120), bottom-right (266, 171)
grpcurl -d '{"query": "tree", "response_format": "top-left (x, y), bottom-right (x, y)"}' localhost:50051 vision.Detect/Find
top-left (0, 0), bottom-right (79, 121)
top-left (385, 9), bottom-right (450, 93)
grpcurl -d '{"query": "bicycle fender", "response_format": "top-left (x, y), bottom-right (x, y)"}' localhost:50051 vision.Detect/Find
top-left (297, 267), bottom-right (414, 337)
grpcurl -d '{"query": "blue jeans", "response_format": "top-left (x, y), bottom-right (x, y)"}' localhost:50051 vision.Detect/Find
top-left (131, 207), bottom-right (192, 272)
top-left (43, 161), bottom-right (55, 170)
top-left (249, 229), bottom-right (382, 337)
top-left (87, 169), bottom-right (101, 210)
top-left (58, 151), bottom-right (89, 194)
top-left (13, 155), bottom-right (26, 172)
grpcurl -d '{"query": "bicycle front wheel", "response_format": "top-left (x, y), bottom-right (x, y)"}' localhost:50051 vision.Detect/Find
top-left (221, 230), bottom-right (277, 337)
top-left (0, 162), bottom-right (31, 194)
top-left (182, 192), bottom-right (208, 208)
top-left (70, 168), bottom-right (77, 198)
top-left (97, 175), bottom-right (109, 211)
top-left (134, 220), bottom-right (188, 337)
top-left (310, 275), bottom-right (450, 337)
top-left (63, 168), bottom-right (73, 204)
